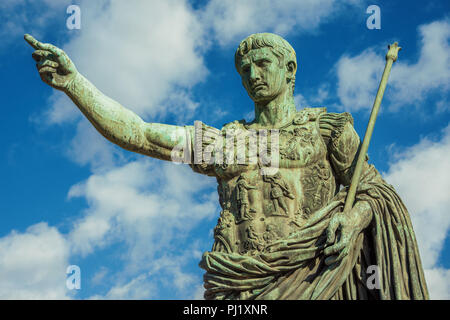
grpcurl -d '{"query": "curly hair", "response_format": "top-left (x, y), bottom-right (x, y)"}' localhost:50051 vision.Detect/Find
top-left (234, 33), bottom-right (297, 92)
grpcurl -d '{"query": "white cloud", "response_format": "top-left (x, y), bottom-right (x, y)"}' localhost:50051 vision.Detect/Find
top-left (66, 159), bottom-right (216, 298)
top-left (91, 266), bottom-right (108, 286)
top-left (88, 247), bottom-right (205, 299)
top-left (335, 49), bottom-right (384, 112)
top-left (294, 93), bottom-right (309, 109)
top-left (66, 118), bottom-right (126, 172)
top-left (334, 18), bottom-right (450, 112)
top-left (89, 273), bottom-right (156, 300)
top-left (44, 92), bottom-right (81, 125)
top-left (295, 84), bottom-right (331, 109)
top-left (192, 284), bottom-right (205, 300)
top-left (389, 19), bottom-right (450, 109)
top-left (384, 124), bottom-right (450, 299)
top-left (200, 0), bottom-right (362, 46)
top-left (0, 223), bottom-right (71, 299)
top-left (46, 0), bottom-right (207, 124)
top-left (424, 268), bottom-right (450, 299)
top-left (67, 159), bottom-right (217, 264)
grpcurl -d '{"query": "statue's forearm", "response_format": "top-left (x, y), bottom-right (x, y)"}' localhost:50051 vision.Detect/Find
top-left (64, 72), bottom-right (147, 153)
top-left (64, 72), bottom-right (191, 161)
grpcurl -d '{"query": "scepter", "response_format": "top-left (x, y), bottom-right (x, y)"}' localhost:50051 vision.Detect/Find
top-left (343, 42), bottom-right (401, 214)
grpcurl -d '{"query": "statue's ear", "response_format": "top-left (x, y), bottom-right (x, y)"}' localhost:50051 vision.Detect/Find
top-left (286, 60), bottom-right (297, 76)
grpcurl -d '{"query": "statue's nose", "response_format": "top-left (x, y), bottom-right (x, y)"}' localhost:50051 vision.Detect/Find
top-left (249, 65), bottom-right (260, 83)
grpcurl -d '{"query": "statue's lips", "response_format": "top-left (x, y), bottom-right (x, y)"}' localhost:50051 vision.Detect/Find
top-left (252, 84), bottom-right (267, 92)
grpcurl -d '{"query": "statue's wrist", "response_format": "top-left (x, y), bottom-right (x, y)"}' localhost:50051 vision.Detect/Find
top-left (351, 201), bottom-right (373, 232)
top-left (64, 71), bottom-right (82, 95)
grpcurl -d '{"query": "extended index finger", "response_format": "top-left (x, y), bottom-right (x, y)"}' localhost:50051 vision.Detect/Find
top-left (24, 34), bottom-right (41, 49)
top-left (24, 34), bottom-right (61, 56)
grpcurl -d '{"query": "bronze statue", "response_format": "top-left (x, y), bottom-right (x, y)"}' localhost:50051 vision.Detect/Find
top-left (24, 32), bottom-right (428, 300)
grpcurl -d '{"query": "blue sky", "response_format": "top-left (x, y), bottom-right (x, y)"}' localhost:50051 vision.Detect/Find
top-left (0, 0), bottom-right (449, 299)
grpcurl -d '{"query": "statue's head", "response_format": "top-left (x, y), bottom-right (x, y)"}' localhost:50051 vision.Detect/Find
top-left (235, 33), bottom-right (297, 104)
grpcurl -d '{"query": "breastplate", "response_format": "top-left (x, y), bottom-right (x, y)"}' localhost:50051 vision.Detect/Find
top-left (211, 109), bottom-right (338, 255)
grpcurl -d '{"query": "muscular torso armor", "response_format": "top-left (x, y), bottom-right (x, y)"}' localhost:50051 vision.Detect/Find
top-left (190, 108), bottom-right (347, 256)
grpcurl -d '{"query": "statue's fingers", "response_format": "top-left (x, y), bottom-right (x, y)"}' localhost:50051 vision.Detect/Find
top-left (25, 34), bottom-right (63, 57)
top-left (326, 218), bottom-right (339, 245)
top-left (38, 66), bottom-right (57, 74)
top-left (37, 42), bottom-right (63, 57)
top-left (38, 69), bottom-right (56, 83)
top-left (331, 247), bottom-right (349, 264)
top-left (32, 50), bottom-right (54, 62)
top-left (37, 60), bottom-right (59, 70)
top-left (24, 34), bottom-right (41, 49)
top-left (324, 255), bottom-right (337, 266)
top-left (324, 247), bottom-right (348, 265)
top-left (324, 241), bottom-right (344, 256)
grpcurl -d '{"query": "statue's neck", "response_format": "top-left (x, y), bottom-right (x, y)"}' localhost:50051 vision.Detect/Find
top-left (254, 93), bottom-right (296, 128)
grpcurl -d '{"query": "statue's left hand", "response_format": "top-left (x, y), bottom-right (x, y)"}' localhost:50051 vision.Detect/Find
top-left (323, 202), bottom-right (372, 266)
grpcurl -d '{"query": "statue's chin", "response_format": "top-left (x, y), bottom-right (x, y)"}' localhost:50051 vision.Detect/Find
top-left (248, 87), bottom-right (288, 105)
top-left (249, 92), bottom-right (274, 104)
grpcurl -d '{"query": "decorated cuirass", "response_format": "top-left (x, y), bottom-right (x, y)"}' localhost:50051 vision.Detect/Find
top-left (194, 108), bottom-right (339, 255)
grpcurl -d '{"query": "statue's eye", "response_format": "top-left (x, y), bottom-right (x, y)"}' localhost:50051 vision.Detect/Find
top-left (257, 60), bottom-right (270, 67)
top-left (242, 65), bottom-right (250, 73)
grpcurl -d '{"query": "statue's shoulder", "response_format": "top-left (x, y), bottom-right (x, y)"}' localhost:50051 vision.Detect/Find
top-left (293, 107), bottom-right (327, 124)
top-left (294, 106), bottom-right (353, 124)
top-left (318, 110), bottom-right (354, 128)
top-left (221, 119), bottom-right (247, 131)
top-left (315, 108), bottom-right (355, 146)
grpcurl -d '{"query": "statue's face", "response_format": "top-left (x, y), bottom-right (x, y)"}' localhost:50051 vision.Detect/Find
top-left (239, 47), bottom-right (288, 103)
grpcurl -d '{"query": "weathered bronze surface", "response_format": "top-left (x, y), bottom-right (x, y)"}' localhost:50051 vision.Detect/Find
top-left (25, 32), bottom-right (429, 300)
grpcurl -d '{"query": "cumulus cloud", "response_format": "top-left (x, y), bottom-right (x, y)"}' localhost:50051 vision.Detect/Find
top-left (200, 0), bottom-right (362, 46)
top-left (68, 160), bottom-right (216, 257)
top-left (334, 18), bottom-right (450, 112)
top-left (384, 124), bottom-right (450, 299)
top-left (335, 49), bottom-right (384, 112)
top-left (46, 0), bottom-right (207, 124)
top-left (424, 268), bottom-right (450, 300)
top-left (89, 273), bottom-right (156, 300)
top-left (295, 84), bottom-right (331, 109)
top-left (67, 159), bottom-right (217, 295)
top-left (0, 223), bottom-right (71, 299)
top-left (87, 241), bottom-right (206, 299)
top-left (67, 118), bottom-right (126, 172)
top-left (389, 19), bottom-right (450, 109)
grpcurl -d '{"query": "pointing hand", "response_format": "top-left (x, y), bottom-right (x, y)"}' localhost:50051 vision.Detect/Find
top-left (24, 34), bottom-right (78, 91)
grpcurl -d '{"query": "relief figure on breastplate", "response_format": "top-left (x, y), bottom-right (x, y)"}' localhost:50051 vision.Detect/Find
top-left (235, 173), bottom-right (258, 222)
top-left (263, 172), bottom-right (295, 216)
top-left (241, 225), bottom-right (265, 255)
top-left (300, 160), bottom-right (333, 218)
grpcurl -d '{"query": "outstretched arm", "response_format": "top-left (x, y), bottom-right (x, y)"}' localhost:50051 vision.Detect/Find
top-left (64, 72), bottom-right (190, 161)
top-left (24, 34), bottom-right (189, 162)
